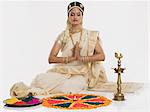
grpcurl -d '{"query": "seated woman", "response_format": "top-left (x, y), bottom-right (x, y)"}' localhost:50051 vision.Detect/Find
top-left (10, 1), bottom-right (107, 98)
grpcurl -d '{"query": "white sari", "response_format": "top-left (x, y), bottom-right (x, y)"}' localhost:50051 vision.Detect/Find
top-left (10, 28), bottom-right (107, 97)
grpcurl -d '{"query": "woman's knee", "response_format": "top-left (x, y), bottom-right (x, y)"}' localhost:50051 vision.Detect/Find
top-left (10, 82), bottom-right (29, 98)
top-left (60, 75), bottom-right (86, 93)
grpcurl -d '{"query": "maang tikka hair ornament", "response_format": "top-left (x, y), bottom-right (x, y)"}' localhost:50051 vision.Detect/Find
top-left (67, 1), bottom-right (84, 15)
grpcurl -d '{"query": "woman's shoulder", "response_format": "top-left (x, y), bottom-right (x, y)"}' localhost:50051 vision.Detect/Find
top-left (56, 30), bottom-right (66, 42)
top-left (58, 30), bottom-right (66, 36)
top-left (84, 28), bottom-right (100, 36)
top-left (83, 28), bottom-right (99, 34)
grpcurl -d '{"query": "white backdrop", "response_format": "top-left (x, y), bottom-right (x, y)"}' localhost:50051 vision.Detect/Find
top-left (0, 0), bottom-right (148, 99)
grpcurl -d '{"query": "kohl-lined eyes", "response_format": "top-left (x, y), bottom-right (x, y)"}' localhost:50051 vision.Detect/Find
top-left (70, 13), bottom-right (81, 17)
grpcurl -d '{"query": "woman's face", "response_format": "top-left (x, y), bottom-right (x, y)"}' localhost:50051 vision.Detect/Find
top-left (68, 7), bottom-right (83, 26)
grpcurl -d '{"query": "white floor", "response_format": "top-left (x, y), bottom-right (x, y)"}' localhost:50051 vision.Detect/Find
top-left (0, 84), bottom-right (150, 112)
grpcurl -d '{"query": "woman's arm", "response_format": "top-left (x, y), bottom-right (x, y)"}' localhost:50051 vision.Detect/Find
top-left (78, 38), bottom-right (105, 62)
top-left (48, 41), bottom-right (76, 64)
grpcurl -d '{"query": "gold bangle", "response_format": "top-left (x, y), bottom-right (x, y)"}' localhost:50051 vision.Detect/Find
top-left (84, 56), bottom-right (86, 62)
top-left (64, 57), bottom-right (69, 64)
top-left (63, 57), bottom-right (66, 63)
top-left (86, 56), bottom-right (89, 62)
top-left (68, 57), bottom-right (70, 63)
top-left (68, 57), bottom-right (69, 63)
top-left (83, 56), bottom-right (89, 62)
top-left (65, 57), bottom-right (67, 64)
top-left (82, 56), bottom-right (85, 62)
top-left (85, 56), bottom-right (88, 62)
top-left (81, 57), bottom-right (84, 62)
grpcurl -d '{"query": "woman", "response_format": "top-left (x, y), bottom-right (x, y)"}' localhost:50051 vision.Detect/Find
top-left (10, 1), bottom-right (107, 98)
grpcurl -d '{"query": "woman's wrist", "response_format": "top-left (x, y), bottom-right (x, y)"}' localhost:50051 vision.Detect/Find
top-left (62, 56), bottom-right (76, 64)
top-left (72, 56), bottom-right (77, 61)
top-left (68, 56), bottom-right (76, 62)
top-left (79, 56), bottom-right (90, 62)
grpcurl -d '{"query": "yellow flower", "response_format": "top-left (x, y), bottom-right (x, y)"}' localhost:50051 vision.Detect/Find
top-left (4, 97), bottom-right (21, 104)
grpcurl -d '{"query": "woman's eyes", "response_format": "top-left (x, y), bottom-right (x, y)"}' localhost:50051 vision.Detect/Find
top-left (70, 13), bottom-right (81, 16)
top-left (71, 13), bottom-right (75, 16)
top-left (77, 14), bottom-right (81, 16)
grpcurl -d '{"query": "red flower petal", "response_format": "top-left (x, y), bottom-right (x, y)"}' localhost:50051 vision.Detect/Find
top-left (15, 101), bottom-right (26, 105)
top-left (48, 99), bottom-right (67, 105)
top-left (67, 94), bottom-right (84, 100)
top-left (71, 102), bottom-right (90, 108)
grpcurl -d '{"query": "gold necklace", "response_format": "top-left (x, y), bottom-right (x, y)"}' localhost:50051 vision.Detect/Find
top-left (69, 29), bottom-right (83, 46)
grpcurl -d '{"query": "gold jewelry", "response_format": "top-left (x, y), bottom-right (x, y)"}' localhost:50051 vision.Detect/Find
top-left (63, 57), bottom-right (66, 63)
top-left (81, 57), bottom-right (83, 62)
top-left (67, 57), bottom-right (69, 63)
top-left (81, 56), bottom-right (90, 62)
top-left (69, 29), bottom-right (83, 46)
top-left (68, 57), bottom-right (70, 63)
top-left (69, 27), bottom-right (82, 34)
top-left (65, 57), bottom-right (67, 64)
top-left (83, 56), bottom-right (85, 62)
top-left (81, 56), bottom-right (85, 62)
top-left (64, 57), bottom-right (69, 64)
top-left (84, 56), bottom-right (87, 61)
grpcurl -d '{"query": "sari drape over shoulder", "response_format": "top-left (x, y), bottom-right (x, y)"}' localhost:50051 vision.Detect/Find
top-left (47, 28), bottom-right (107, 88)
top-left (10, 28), bottom-right (108, 97)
